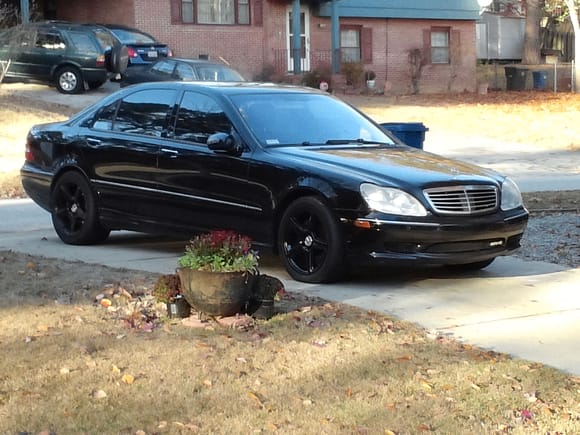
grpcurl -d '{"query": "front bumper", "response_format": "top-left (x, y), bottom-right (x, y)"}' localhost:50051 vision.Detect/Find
top-left (342, 208), bottom-right (529, 266)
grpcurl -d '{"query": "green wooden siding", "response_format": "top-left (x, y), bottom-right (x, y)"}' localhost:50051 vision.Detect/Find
top-left (318, 0), bottom-right (480, 21)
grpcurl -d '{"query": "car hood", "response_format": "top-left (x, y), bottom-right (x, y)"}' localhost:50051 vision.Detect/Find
top-left (273, 145), bottom-right (503, 187)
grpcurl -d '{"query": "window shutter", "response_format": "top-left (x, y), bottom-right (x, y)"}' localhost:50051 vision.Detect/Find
top-left (254, 0), bottom-right (263, 26)
top-left (361, 27), bottom-right (372, 63)
top-left (450, 29), bottom-right (461, 64)
top-left (170, 0), bottom-right (181, 24)
top-left (422, 29), bottom-right (431, 65)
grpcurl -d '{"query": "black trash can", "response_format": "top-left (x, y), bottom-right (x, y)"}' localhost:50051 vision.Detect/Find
top-left (380, 122), bottom-right (429, 149)
top-left (505, 66), bottom-right (528, 90)
top-left (532, 70), bottom-right (549, 90)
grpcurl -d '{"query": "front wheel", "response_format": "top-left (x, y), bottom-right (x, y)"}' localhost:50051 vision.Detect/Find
top-left (55, 66), bottom-right (84, 94)
top-left (277, 196), bottom-right (344, 283)
top-left (51, 171), bottom-right (110, 245)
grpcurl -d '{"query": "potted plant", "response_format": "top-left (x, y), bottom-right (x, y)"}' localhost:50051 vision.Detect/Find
top-left (364, 70), bottom-right (376, 89)
top-left (177, 230), bottom-right (259, 317)
top-left (152, 274), bottom-right (190, 318)
top-left (245, 274), bottom-right (285, 320)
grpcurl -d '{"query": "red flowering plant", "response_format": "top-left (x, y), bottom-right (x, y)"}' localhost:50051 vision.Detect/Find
top-left (178, 230), bottom-right (259, 274)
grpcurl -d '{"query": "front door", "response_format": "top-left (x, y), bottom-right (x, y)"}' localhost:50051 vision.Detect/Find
top-left (286, 6), bottom-right (310, 72)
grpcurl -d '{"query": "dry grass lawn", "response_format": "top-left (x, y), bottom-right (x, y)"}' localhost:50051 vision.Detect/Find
top-left (1, 86), bottom-right (580, 433)
top-left (1, 251), bottom-right (580, 434)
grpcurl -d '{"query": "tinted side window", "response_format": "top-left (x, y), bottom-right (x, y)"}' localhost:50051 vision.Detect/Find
top-left (68, 31), bottom-right (99, 55)
top-left (92, 101), bottom-right (119, 130)
top-left (174, 91), bottom-right (232, 144)
top-left (113, 89), bottom-right (177, 137)
top-left (175, 63), bottom-right (195, 80)
top-left (151, 60), bottom-right (174, 77)
top-left (35, 31), bottom-right (65, 50)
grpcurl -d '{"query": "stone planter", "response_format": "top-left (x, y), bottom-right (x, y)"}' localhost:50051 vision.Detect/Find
top-left (177, 268), bottom-right (254, 317)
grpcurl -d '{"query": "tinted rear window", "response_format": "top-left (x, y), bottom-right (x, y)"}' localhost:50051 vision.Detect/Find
top-left (110, 28), bottom-right (156, 45)
top-left (68, 31), bottom-right (99, 54)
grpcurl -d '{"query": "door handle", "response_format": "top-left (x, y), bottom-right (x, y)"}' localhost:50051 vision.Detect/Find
top-left (86, 137), bottom-right (101, 146)
top-left (161, 148), bottom-right (179, 158)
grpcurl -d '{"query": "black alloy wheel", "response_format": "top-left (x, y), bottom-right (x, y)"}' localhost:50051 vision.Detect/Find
top-left (50, 171), bottom-right (110, 245)
top-left (278, 196), bottom-right (344, 283)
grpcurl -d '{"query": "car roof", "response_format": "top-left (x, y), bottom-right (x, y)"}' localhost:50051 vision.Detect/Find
top-left (163, 57), bottom-right (233, 66)
top-left (125, 81), bottom-right (325, 96)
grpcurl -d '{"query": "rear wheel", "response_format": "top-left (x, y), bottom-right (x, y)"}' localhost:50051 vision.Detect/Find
top-left (55, 66), bottom-right (83, 94)
top-left (277, 196), bottom-right (344, 283)
top-left (51, 171), bottom-right (110, 245)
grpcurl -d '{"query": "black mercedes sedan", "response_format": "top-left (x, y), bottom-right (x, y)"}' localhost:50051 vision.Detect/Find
top-left (21, 82), bottom-right (528, 283)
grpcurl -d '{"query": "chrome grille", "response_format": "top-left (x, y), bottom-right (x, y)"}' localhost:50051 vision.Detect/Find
top-left (423, 185), bottom-right (498, 215)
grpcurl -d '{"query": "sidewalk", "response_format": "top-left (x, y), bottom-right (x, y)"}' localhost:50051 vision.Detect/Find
top-left (424, 131), bottom-right (580, 192)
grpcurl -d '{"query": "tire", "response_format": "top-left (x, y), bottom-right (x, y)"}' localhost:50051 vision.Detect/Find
top-left (277, 196), bottom-right (344, 283)
top-left (444, 258), bottom-right (495, 272)
top-left (108, 42), bottom-right (129, 75)
top-left (87, 80), bottom-right (105, 90)
top-left (50, 171), bottom-right (110, 245)
top-left (55, 66), bottom-right (84, 94)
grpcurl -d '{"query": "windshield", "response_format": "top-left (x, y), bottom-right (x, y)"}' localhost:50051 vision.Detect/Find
top-left (231, 93), bottom-right (395, 147)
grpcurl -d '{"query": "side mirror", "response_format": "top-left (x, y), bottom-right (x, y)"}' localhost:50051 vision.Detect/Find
top-left (207, 132), bottom-right (243, 155)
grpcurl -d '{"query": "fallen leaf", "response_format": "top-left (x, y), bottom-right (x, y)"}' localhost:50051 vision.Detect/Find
top-left (312, 339), bottom-right (327, 348)
top-left (100, 298), bottom-right (112, 308)
top-left (247, 391), bottom-right (264, 408)
top-left (122, 374), bottom-right (135, 385)
top-left (92, 390), bottom-right (107, 399)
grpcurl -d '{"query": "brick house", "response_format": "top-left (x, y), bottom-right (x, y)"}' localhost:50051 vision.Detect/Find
top-left (14, 0), bottom-right (481, 94)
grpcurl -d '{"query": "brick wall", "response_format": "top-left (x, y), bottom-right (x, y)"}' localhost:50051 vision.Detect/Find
top-left (53, 1), bottom-right (477, 94)
top-left (384, 19), bottom-right (477, 94)
top-left (56, 0), bottom-right (135, 25)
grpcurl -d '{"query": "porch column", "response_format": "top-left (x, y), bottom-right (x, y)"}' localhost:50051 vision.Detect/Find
top-left (20, 0), bottom-right (29, 23)
top-left (292, 0), bottom-right (301, 74)
top-left (331, 0), bottom-right (340, 74)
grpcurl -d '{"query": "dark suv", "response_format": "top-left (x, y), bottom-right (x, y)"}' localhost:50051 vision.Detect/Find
top-left (0, 21), bottom-right (128, 94)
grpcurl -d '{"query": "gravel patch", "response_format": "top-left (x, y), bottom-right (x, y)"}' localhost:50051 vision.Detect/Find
top-left (514, 211), bottom-right (579, 268)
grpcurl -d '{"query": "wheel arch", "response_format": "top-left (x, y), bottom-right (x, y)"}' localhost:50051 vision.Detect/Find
top-left (271, 183), bottom-right (338, 255)
top-left (49, 165), bottom-right (93, 208)
top-left (51, 62), bottom-right (84, 82)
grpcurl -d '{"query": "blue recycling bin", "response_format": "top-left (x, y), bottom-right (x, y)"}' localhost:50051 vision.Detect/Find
top-left (532, 70), bottom-right (549, 90)
top-left (380, 122), bottom-right (429, 149)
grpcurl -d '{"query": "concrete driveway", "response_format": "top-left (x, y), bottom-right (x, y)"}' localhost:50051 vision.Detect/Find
top-left (1, 82), bottom-right (579, 375)
top-left (1, 200), bottom-right (579, 375)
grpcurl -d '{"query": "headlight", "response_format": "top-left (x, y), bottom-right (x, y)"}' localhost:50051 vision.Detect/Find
top-left (500, 177), bottom-right (523, 211)
top-left (360, 183), bottom-right (427, 216)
